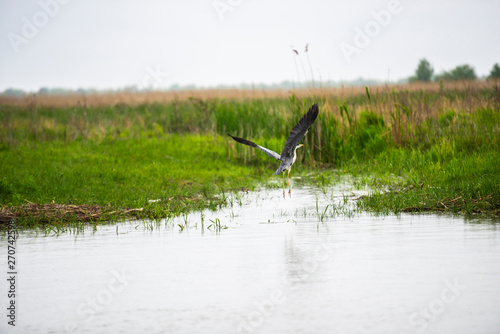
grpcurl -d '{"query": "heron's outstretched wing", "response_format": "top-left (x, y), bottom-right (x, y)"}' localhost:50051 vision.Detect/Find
top-left (228, 134), bottom-right (281, 160)
top-left (280, 104), bottom-right (319, 158)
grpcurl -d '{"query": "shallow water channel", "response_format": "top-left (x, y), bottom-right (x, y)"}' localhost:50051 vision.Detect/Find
top-left (1, 186), bottom-right (500, 334)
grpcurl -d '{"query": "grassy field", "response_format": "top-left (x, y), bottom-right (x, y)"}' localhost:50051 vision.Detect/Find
top-left (1, 81), bottom-right (499, 227)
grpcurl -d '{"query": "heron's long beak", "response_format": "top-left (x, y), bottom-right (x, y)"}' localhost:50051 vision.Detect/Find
top-left (298, 144), bottom-right (304, 148)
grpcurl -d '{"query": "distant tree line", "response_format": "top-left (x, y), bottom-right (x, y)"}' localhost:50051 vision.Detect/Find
top-left (0, 79), bottom-right (384, 97)
top-left (2, 61), bottom-right (500, 97)
top-left (409, 59), bottom-right (500, 82)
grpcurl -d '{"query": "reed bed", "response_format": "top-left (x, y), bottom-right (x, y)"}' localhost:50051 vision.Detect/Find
top-left (1, 81), bottom-right (493, 108)
top-left (2, 81), bottom-right (498, 165)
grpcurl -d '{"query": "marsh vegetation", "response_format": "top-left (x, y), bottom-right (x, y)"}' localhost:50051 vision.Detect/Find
top-left (1, 81), bottom-right (499, 227)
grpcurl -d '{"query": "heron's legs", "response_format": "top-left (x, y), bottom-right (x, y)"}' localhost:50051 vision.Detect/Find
top-left (287, 170), bottom-right (291, 197)
top-left (282, 171), bottom-right (286, 198)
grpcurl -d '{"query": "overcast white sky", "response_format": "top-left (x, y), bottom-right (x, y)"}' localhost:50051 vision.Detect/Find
top-left (1, 0), bottom-right (499, 91)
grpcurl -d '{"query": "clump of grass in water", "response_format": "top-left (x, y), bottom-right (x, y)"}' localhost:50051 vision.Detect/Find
top-left (315, 197), bottom-right (330, 222)
top-left (208, 218), bottom-right (227, 232)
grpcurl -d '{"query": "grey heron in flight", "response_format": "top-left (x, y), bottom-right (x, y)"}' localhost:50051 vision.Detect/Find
top-left (228, 104), bottom-right (319, 197)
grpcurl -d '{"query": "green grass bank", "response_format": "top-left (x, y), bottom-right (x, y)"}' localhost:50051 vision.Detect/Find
top-left (1, 83), bottom-right (499, 227)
